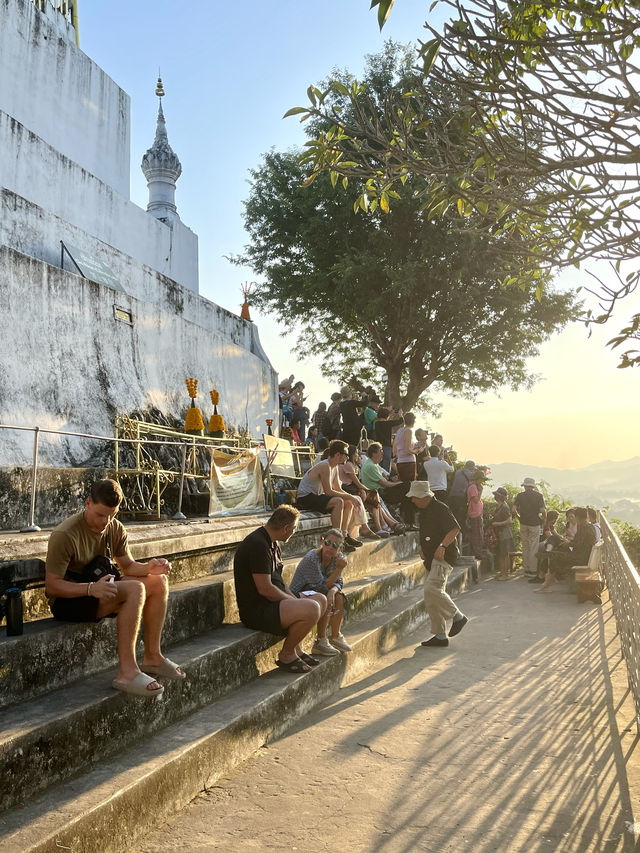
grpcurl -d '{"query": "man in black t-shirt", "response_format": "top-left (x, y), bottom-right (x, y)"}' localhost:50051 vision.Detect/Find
top-left (233, 505), bottom-right (327, 673)
top-left (339, 389), bottom-right (364, 445)
top-left (512, 478), bottom-right (546, 578)
top-left (408, 481), bottom-right (468, 648)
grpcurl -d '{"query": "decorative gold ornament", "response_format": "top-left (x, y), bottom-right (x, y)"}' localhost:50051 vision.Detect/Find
top-left (209, 388), bottom-right (225, 435)
top-left (185, 377), bottom-right (198, 398)
top-left (185, 407), bottom-right (204, 431)
top-left (209, 413), bottom-right (225, 433)
top-left (240, 282), bottom-right (255, 321)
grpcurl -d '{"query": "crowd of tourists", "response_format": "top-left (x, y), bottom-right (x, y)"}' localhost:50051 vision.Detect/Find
top-left (41, 428), bottom-right (602, 693)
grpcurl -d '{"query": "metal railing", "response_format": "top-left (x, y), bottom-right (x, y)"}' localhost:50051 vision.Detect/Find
top-left (31, 0), bottom-right (79, 45)
top-left (600, 513), bottom-right (640, 733)
top-left (0, 421), bottom-right (263, 531)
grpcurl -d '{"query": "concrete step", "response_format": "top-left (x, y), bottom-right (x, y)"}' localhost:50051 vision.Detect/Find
top-left (0, 559), bottom-right (480, 853)
top-left (0, 554), bottom-right (427, 813)
top-left (11, 512), bottom-right (335, 623)
top-left (0, 531), bottom-right (418, 708)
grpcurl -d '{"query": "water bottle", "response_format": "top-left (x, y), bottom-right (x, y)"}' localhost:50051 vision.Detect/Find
top-left (4, 588), bottom-right (24, 636)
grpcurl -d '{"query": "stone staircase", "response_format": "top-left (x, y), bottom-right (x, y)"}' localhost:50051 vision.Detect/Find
top-left (0, 513), bottom-right (480, 853)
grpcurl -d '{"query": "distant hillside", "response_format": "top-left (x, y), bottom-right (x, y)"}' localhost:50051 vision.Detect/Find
top-left (488, 458), bottom-right (640, 525)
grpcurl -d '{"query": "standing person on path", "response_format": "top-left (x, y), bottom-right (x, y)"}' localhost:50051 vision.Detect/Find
top-left (512, 478), bottom-right (546, 579)
top-left (408, 481), bottom-right (467, 647)
top-left (490, 487), bottom-right (515, 580)
top-left (233, 505), bottom-right (326, 673)
top-left (466, 470), bottom-right (486, 559)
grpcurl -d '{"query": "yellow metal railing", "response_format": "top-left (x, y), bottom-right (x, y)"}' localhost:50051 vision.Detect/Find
top-left (32, 0), bottom-right (79, 46)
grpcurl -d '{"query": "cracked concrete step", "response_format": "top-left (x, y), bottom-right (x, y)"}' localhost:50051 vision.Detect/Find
top-left (0, 561), bottom-right (483, 853)
top-left (0, 556), bottom-right (428, 813)
top-left (0, 532), bottom-right (418, 708)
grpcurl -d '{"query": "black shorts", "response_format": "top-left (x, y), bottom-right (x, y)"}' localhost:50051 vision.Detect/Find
top-left (240, 601), bottom-right (285, 637)
top-left (296, 493), bottom-right (332, 512)
top-left (50, 595), bottom-right (116, 623)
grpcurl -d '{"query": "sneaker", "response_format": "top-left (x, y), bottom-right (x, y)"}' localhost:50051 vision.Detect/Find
top-left (345, 535), bottom-right (363, 548)
top-left (375, 529), bottom-right (391, 538)
top-left (343, 542), bottom-right (356, 553)
top-left (312, 637), bottom-right (340, 656)
top-left (329, 633), bottom-right (352, 652)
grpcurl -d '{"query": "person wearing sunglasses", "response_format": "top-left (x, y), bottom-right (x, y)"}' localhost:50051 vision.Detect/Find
top-left (289, 529), bottom-right (352, 655)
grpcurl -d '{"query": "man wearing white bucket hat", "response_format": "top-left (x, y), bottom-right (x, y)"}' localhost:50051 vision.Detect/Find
top-left (407, 481), bottom-right (468, 647)
top-left (512, 478), bottom-right (546, 579)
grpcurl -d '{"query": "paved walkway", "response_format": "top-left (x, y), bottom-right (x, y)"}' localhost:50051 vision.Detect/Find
top-left (137, 574), bottom-right (640, 853)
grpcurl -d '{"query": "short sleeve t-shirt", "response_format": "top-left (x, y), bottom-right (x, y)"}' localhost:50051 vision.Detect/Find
top-left (514, 490), bottom-right (546, 526)
top-left (45, 511), bottom-right (130, 603)
top-left (466, 484), bottom-right (484, 518)
top-left (289, 549), bottom-right (343, 595)
top-left (233, 526), bottom-right (286, 623)
top-left (423, 457), bottom-right (454, 492)
top-left (417, 499), bottom-right (460, 566)
top-left (360, 457), bottom-right (384, 491)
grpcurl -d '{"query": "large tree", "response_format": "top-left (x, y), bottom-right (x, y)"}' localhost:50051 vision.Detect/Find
top-left (239, 52), bottom-right (575, 410)
top-left (289, 1), bottom-right (640, 367)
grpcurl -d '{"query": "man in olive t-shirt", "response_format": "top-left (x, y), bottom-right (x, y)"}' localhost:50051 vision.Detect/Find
top-left (45, 479), bottom-right (182, 698)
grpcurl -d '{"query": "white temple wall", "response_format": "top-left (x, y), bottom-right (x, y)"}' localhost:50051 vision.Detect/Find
top-left (0, 118), bottom-right (200, 295)
top-left (0, 246), bottom-right (278, 466)
top-left (0, 0), bottom-right (130, 196)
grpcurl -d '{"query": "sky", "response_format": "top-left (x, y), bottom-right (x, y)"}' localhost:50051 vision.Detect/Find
top-left (79, 1), bottom-right (639, 471)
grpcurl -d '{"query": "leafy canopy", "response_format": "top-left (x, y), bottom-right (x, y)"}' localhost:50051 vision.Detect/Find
top-left (286, 0), bottom-right (640, 368)
top-left (239, 49), bottom-right (576, 410)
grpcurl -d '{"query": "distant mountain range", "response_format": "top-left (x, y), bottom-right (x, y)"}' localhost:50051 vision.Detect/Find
top-left (488, 458), bottom-right (640, 526)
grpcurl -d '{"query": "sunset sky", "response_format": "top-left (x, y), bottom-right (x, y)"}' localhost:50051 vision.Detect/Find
top-left (81, 1), bottom-right (640, 470)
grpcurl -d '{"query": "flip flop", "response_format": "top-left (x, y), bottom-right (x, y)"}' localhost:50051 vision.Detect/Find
top-left (298, 651), bottom-right (320, 667)
top-left (141, 658), bottom-right (186, 680)
top-left (275, 657), bottom-right (311, 673)
top-left (112, 672), bottom-right (164, 697)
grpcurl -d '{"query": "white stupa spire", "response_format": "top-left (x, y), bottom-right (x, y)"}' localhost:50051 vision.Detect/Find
top-left (141, 76), bottom-right (182, 223)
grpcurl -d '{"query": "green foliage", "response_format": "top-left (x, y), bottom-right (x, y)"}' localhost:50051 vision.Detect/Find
top-left (295, 5), bottom-right (640, 367)
top-left (239, 49), bottom-right (576, 410)
top-left (612, 521), bottom-right (640, 570)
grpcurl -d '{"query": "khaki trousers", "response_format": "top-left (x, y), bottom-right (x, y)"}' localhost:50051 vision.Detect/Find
top-left (424, 559), bottom-right (458, 636)
top-left (520, 525), bottom-right (541, 576)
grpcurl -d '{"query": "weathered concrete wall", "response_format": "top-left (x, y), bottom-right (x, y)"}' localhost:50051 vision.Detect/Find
top-left (0, 0), bottom-right (130, 195)
top-left (0, 247), bottom-right (278, 466)
top-left (0, 466), bottom-right (110, 530)
top-left (0, 0), bottom-right (199, 292)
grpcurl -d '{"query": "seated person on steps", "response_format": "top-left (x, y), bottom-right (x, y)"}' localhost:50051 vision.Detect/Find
top-left (290, 528), bottom-right (352, 656)
top-left (233, 505), bottom-right (326, 673)
top-left (296, 439), bottom-right (365, 552)
top-left (45, 478), bottom-right (183, 698)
